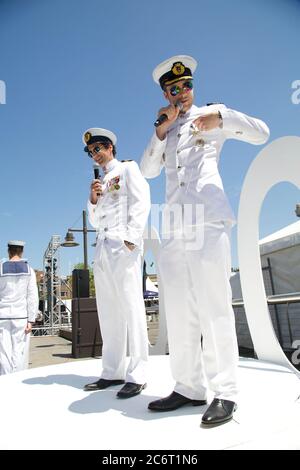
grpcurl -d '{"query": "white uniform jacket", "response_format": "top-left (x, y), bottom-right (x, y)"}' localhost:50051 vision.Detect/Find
top-left (140, 104), bottom-right (270, 225)
top-left (87, 159), bottom-right (151, 249)
top-left (0, 260), bottom-right (39, 322)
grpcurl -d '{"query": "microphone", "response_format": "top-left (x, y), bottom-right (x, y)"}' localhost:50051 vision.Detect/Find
top-left (93, 163), bottom-right (101, 197)
top-left (154, 101), bottom-right (183, 127)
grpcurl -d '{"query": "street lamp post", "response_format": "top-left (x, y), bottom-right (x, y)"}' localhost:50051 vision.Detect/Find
top-left (61, 210), bottom-right (96, 269)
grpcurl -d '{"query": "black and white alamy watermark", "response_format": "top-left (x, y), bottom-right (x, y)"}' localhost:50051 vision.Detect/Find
top-left (291, 80), bottom-right (300, 104)
top-left (0, 80), bottom-right (6, 104)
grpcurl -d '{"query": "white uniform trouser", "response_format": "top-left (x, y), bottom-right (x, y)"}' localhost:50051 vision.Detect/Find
top-left (159, 222), bottom-right (239, 402)
top-left (0, 319), bottom-right (30, 375)
top-left (93, 239), bottom-right (148, 384)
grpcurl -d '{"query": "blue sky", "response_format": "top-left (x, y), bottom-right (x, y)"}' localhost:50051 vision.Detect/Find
top-left (0, 0), bottom-right (299, 274)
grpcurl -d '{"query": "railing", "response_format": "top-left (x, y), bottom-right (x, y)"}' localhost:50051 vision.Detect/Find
top-left (232, 292), bottom-right (300, 349)
top-left (233, 292), bottom-right (300, 307)
top-left (31, 325), bottom-right (62, 336)
top-left (31, 322), bottom-right (72, 336)
top-left (31, 297), bottom-right (160, 336)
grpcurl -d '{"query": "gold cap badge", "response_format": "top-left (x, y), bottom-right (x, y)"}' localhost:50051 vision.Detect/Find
top-left (84, 131), bottom-right (92, 143)
top-left (172, 62), bottom-right (185, 76)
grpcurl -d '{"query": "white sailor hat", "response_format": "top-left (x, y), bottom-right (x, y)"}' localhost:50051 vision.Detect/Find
top-left (153, 55), bottom-right (197, 89)
top-left (8, 240), bottom-right (25, 247)
top-left (82, 128), bottom-right (117, 152)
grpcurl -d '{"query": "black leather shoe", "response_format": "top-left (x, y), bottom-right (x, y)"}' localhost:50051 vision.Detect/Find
top-left (83, 378), bottom-right (125, 391)
top-left (148, 391), bottom-right (207, 412)
top-left (117, 382), bottom-right (146, 398)
top-left (201, 398), bottom-right (237, 426)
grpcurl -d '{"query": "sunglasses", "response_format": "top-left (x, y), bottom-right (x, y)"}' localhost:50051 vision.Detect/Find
top-left (169, 80), bottom-right (193, 97)
top-left (87, 144), bottom-right (105, 158)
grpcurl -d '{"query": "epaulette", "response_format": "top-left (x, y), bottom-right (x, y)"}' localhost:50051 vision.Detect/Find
top-left (121, 160), bottom-right (133, 162)
top-left (206, 102), bottom-right (224, 106)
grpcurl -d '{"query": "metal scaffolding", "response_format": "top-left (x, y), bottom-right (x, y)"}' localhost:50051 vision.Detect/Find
top-left (41, 235), bottom-right (62, 335)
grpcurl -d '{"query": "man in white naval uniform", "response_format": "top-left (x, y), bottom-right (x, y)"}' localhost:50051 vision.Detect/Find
top-left (0, 240), bottom-right (38, 375)
top-left (83, 128), bottom-right (151, 399)
top-left (141, 55), bottom-right (270, 425)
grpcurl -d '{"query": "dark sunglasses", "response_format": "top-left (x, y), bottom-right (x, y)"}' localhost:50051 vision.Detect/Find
top-left (87, 145), bottom-right (105, 158)
top-left (169, 80), bottom-right (193, 97)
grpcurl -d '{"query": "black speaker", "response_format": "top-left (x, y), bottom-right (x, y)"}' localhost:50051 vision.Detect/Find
top-left (72, 297), bottom-right (102, 358)
top-left (72, 269), bottom-right (90, 298)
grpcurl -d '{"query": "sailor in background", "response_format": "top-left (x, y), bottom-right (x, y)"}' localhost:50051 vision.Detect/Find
top-left (0, 241), bottom-right (38, 375)
top-left (140, 55), bottom-right (270, 425)
top-left (83, 128), bottom-right (151, 399)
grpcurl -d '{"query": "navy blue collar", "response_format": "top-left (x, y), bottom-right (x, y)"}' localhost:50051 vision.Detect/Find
top-left (0, 260), bottom-right (30, 276)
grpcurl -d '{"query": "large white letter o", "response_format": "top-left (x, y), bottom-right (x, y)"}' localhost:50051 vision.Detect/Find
top-left (238, 136), bottom-right (300, 377)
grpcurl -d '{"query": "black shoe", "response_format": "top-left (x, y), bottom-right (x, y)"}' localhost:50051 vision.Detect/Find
top-left (148, 391), bottom-right (207, 412)
top-left (83, 378), bottom-right (125, 391)
top-left (117, 382), bottom-right (147, 399)
top-left (201, 398), bottom-right (237, 426)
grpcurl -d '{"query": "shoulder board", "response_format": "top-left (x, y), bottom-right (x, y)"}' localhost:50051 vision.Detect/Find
top-left (121, 160), bottom-right (133, 162)
top-left (206, 102), bottom-right (224, 106)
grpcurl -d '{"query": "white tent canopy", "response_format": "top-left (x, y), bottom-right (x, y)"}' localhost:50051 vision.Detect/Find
top-left (259, 220), bottom-right (300, 256)
top-left (231, 220), bottom-right (300, 350)
top-left (145, 276), bottom-right (158, 293)
top-left (231, 220), bottom-right (300, 299)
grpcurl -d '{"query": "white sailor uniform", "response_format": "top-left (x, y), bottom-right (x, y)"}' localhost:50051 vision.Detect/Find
top-left (140, 103), bottom-right (270, 401)
top-left (87, 158), bottom-right (151, 384)
top-left (0, 260), bottom-right (38, 375)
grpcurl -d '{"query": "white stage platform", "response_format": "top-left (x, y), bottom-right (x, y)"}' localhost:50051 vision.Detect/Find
top-left (0, 356), bottom-right (299, 450)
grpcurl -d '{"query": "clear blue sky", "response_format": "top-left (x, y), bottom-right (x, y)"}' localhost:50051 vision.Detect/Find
top-left (0, 0), bottom-right (299, 274)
